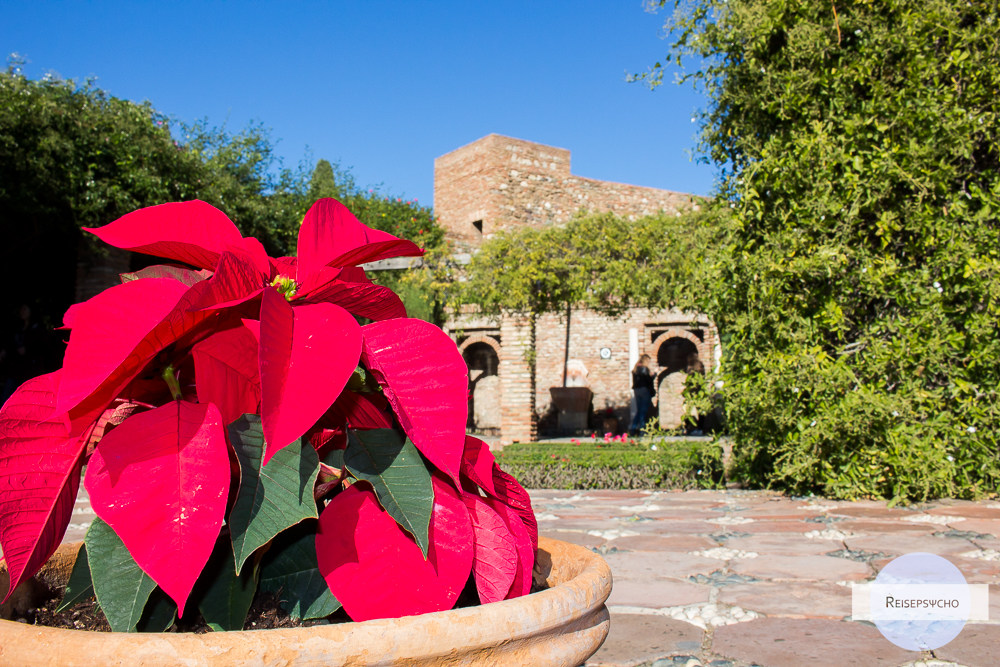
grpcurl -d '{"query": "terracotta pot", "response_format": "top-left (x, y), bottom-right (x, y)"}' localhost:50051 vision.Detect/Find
top-left (0, 536), bottom-right (611, 666)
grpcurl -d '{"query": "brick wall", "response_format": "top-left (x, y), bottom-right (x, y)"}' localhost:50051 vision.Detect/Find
top-left (534, 308), bottom-right (716, 430)
top-left (499, 315), bottom-right (536, 443)
top-left (435, 134), bottom-right (700, 250)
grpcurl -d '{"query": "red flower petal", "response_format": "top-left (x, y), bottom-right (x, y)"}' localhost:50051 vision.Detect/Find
top-left (296, 199), bottom-right (422, 280)
top-left (272, 256), bottom-right (297, 277)
top-left (83, 401), bottom-right (230, 617)
top-left (491, 466), bottom-right (539, 553)
top-left (56, 278), bottom-right (191, 415)
top-left (461, 436), bottom-right (538, 552)
top-left (84, 200), bottom-right (243, 271)
top-left (258, 289), bottom-right (361, 464)
top-left (0, 371), bottom-right (86, 602)
top-left (360, 319), bottom-right (468, 484)
top-left (297, 266), bottom-right (406, 321)
top-left (316, 475), bottom-right (472, 621)
top-left (482, 496), bottom-right (534, 599)
top-left (460, 492), bottom-right (518, 604)
top-left (461, 435), bottom-right (499, 496)
top-left (327, 391), bottom-right (395, 430)
top-left (120, 264), bottom-right (213, 287)
top-left (188, 247), bottom-right (270, 313)
top-left (192, 325), bottom-right (261, 425)
top-left (231, 236), bottom-right (274, 279)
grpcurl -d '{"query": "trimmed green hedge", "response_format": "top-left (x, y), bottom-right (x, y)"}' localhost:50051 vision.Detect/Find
top-left (495, 439), bottom-right (724, 490)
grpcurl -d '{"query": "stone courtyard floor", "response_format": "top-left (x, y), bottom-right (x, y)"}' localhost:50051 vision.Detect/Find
top-left (529, 489), bottom-right (1000, 667)
top-left (52, 487), bottom-right (1000, 666)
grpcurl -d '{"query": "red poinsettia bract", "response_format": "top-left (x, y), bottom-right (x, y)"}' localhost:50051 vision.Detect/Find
top-left (0, 198), bottom-right (537, 629)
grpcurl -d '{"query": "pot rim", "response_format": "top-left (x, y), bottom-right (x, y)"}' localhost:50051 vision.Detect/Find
top-left (0, 535), bottom-right (611, 666)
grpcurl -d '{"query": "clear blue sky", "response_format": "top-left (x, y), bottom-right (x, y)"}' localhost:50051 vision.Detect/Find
top-left (2, 1), bottom-right (717, 208)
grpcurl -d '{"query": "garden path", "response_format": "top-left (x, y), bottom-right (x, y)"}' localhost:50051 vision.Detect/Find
top-left (529, 489), bottom-right (1000, 667)
top-left (42, 487), bottom-right (1000, 666)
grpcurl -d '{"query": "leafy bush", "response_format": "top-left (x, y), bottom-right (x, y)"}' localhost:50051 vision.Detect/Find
top-left (459, 209), bottom-right (719, 319)
top-left (645, 0), bottom-right (1000, 501)
top-left (496, 439), bottom-right (724, 490)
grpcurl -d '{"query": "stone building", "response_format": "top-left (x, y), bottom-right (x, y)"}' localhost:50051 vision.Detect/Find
top-left (435, 134), bottom-right (718, 444)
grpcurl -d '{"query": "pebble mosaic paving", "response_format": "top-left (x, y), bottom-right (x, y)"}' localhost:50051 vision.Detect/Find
top-left (2, 486), bottom-right (994, 666)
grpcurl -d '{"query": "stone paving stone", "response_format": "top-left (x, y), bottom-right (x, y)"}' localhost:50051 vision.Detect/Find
top-left (721, 534), bottom-right (842, 557)
top-left (63, 496), bottom-right (95, 544)
top-left (647, 490), bottom-right (730, 503)
top-left (934, 624), bottom-right (1000, 667)
top-left (846, 534), bottom-right (982, 557)
top-left (539, 529), bottom-right (607, 549)
top-left (989, 592), bottom-right (1000, 623)
top-left (952, 519), bottom-right (1000, 536)
top-left (829, 505), bottom-right (917, 519)
top-left (602, 551), bottom-right (720, 580)
top-left (610, 534), bottom-right (720, 552)
top-left (925, 505), bottom-right (1000, 520)
top-left (717, 581), bottom-right (852, 618)
top-left (584, 490), bottom-right (656, 501)
top-left (730, 554), bottom-right (872, 582)
top-left (585, 612), bottom-right (705, 667)
top-left (537, 519), bottom-right (624, 533)
top-left (943, 555), bottom-right (1000, 582)
top-left (711, 618), bottom-right (914, 667)
top-left (869, 554), bottom-right (1000, 585)
top-left (640, 508), bottom-right (724, 520)
top-left (625, 520), bottom-right (726, 536)
top-left (740, 510), bottom-right (818, 521)
top-left (729, 520), bottom-right (821, 535)
top-left (835, 520), bottom-right (939, 535)
top-left (608, 578), bottom-right (712, 608)
top-left (543, 511), bottom-right (630, 521)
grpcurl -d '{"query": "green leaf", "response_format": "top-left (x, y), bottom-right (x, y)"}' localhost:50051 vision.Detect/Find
top-left (136, 589), bottom-right (177, 632)
top-left (84, 517), bottom-right (158, 632)
top-left (228, 414), bottom-right (321, 574)
top-left (195, 537), bottom-right (258, 631)
top-left (344, 429), bottom-right (433, 556)
top-left (259, 521), bottom-right (340, 620)
top-left (321, 447), bottom-right (344, 470)
top-left (56, 544), bottom-right (94, 612)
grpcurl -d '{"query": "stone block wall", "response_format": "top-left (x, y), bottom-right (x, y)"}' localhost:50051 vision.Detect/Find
top-left (434, 134), bottom-right (700, 250)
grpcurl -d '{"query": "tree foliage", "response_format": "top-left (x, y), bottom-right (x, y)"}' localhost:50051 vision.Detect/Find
top-left (0, 67), bottom-right (444, 329)
top-left (459, 209), bottom-right (720, 319)
top-left (650, 0), bottom-right (1000, 500)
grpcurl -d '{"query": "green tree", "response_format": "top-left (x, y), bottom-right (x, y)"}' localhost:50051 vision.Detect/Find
top-left (0, 67), bottom-right (311, 330)
top-left (648, 0), bottom-right (1000, 500)
top-left (178, 119), bottom-right (309, 258)
top-left (461, 209), bottom-right (717, 318)
top-left (0, 67), bottom-right (202, 326)
top-left (459, 209), bottom-right (719, 386)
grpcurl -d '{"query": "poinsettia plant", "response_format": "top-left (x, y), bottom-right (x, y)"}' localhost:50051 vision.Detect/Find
top-left (0, 198), bottom-right (536, 631)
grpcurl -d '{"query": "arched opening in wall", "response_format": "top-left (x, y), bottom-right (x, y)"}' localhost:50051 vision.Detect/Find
top-left (655, 337), bottom-right (702, 431)
top-left (462, 342), bottom-right (501, 435)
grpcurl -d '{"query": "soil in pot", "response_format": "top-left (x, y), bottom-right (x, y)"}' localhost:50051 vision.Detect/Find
top-left (12, 567), bottom-right (547, 634)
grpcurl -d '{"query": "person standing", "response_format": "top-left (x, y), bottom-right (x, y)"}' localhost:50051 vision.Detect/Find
top-left (630, 354), bottom-right (655, 434)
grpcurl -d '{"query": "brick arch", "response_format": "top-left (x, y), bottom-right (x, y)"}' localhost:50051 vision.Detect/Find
top-left (647, 327), bottom-right (713, 373)
top-left (458, 334), bottom-right (502, 359)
